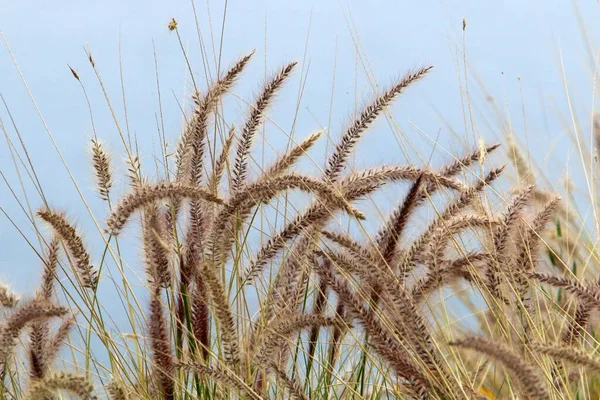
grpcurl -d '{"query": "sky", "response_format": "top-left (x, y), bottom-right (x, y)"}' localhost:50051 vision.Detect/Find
top-left (0, 0), bottom-right (599, 359)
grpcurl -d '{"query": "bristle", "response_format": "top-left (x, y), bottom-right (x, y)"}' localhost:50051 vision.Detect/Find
top-left (254, 313), bottom-right (338, 365)
top-left (267, 362), bottom-right (308, 400)
top-left (45, 314), bottom-right (76, 366)
top-left (244, 168), bottom-right (462, 283)
top-left (191, 275), bottom-right (210, 360)
top-left (315, 259), bottom-right (432, 396)
top-left (37, 237), bottom-right (60, 301)
top-left (209, 174), bottom-right (365, 270)
top-left (530, 273), bottom-right (600, 307)
top-left (37, 210), bottom-right (98, 289)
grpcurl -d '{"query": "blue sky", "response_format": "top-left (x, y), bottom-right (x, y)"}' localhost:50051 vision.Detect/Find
top-left (1, 0), bottom-right (599, 336)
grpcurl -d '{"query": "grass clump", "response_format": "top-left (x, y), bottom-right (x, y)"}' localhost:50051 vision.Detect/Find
top-left (4, 19), bottom-right (600, 400)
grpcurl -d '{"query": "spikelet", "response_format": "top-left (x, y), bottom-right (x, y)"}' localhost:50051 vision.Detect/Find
top-left (91, 137), bottom-right (113, 201)
top-left (376, 145), bottom-right (503, 262)
top-left (450, 336), bottom-right (548, 399)
top-left (438, 142), bottom-right (501, 177)
top-left (37, 237), bottom-right (60, 301)
top-left (37, 210), bottom-right (97, 289)
top-left (253, 313), bottom-right (338, 365)
top-left (339, 165), bottom-right (465, 196)
top-left (376, 174), bottom-right (425, 263)
top-left (0, 283), bottom-right (19, 308)
top-left (324, 66), bottom-right (432, 181)
top-left (231, 62), bottom-right (297, 192)
top-left (106, 183), bottom-right (223, 236)
top-left (24, 371), bottom-right (96, 400)
top-left (191, 274), bottom-right (210, 360)
top-left (562, 300), bottom-right (591, 344)
top-left (397, 167), bottom-right (504, 280)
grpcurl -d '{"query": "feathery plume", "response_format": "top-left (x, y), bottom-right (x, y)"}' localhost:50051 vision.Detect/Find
top-left (530, 273), bottom-right (600, 308)
top-left (106, 380), bottom-right (130, 400)
top-left (148, 285), bottom-right (175, 400)
top-left (176, 51), bottom-right (255, 181)
top-left (0, 283), bottom-right (18, 308)
top-left (534, 343), bottom-right (600, 372)
top-left (91, 137), bottom-right (113, 201)
top-left (450, 336), bottom-right (548, 400)
top-left (180, 361), bottom-right (265, 400)
top-left (0, 301), bottom-right (68, 372)
top-left (37, 210), bottom-right (97, 289)
top-left (264, 129), bottom-right (324, 178)
top-left (106, 183), bottom-right (223, 236)
top-left (24, 371), bottom-right (96, 400)
top-left (210, 124), bottom-right (236, 192)
top-left (232, 62), bottom-right (297, 192)
top-left (324, 66), bottom-right (432, 181)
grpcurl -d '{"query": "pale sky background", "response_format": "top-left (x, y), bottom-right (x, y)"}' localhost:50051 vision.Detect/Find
top-left (0, 0), bottom-right (599, 348)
